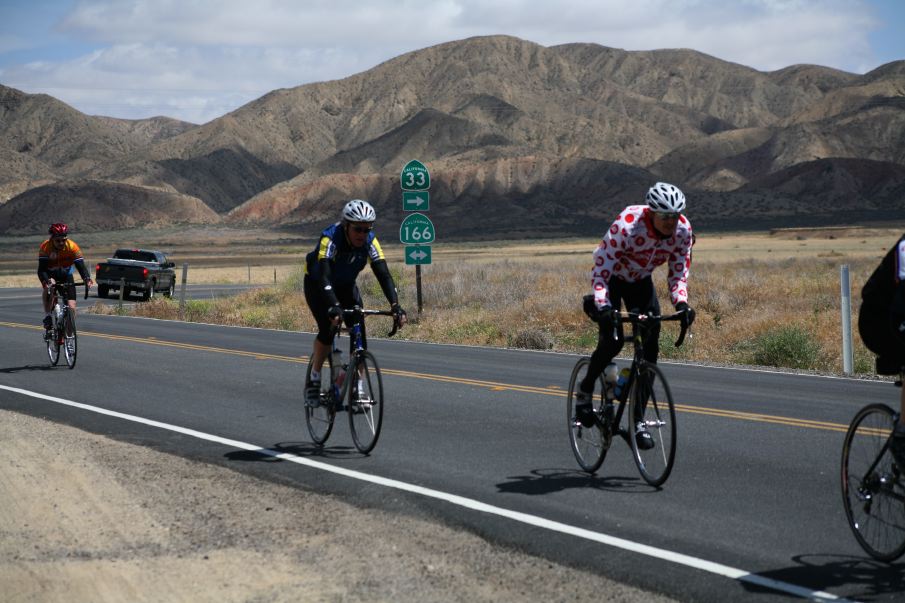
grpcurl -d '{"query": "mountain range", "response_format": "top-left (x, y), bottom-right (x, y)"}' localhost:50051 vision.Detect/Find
top-left (1, 35), bottom-right (903, 238)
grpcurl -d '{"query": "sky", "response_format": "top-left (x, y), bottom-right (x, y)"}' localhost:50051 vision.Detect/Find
top-left (1, 0), bottom-right (903, 124)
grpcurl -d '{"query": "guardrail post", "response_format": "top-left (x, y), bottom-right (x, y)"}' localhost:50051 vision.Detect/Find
top-left (179, 263), bottom-right (188, 320)
top-left (840, 264), bottom-right (853, 375)
top-left (118, 278), bottom-right (125, 310)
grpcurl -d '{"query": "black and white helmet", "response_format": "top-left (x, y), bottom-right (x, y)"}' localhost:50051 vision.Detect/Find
top-left (341, 199), bottom-right (376, 223)
top-left (645, 182), bottom-right (686, 213)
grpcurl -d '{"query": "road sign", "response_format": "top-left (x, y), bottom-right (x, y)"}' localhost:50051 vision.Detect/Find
top-left (403, 191), bottom-right (429, 211)
top-left (401, 159), bottom-right (430, 191)
top-left (400, 213), bottom-right (435, 244)
top-left (404, 245), bottom-right (432, 265)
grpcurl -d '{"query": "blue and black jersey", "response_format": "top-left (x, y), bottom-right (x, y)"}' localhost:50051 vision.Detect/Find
top-left (305, 223), bottom-right (386, 285)
top-left (304, 222), bottom-right (398, 308)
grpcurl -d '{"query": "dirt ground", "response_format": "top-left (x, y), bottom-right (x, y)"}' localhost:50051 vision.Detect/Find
top-left (0, 409), bottom-right (676, 603)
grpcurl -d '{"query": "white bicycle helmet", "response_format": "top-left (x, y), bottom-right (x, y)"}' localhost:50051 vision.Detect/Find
top-left (645, 182), bottom-right (686, 213)
top-left (341, 199), bottom-right (376, 223)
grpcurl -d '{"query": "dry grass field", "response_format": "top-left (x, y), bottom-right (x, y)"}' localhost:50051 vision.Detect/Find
top-left (16, 224), bottom-right (889, 376)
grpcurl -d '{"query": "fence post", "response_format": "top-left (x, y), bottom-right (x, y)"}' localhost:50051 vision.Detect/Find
top-left (118, 278), bottom-right (125, 310)
top-left (840, 264), bottom-right (853, 375)
top-left (179, 263), bottom-right (188, 320)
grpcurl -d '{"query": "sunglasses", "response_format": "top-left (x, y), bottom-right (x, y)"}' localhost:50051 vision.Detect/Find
top-left (653, 212), bottom-right (680, 220)
top-left (52, 237), bottom-right (68, 242)
top-left (350, 225), bottom-right (373, 233)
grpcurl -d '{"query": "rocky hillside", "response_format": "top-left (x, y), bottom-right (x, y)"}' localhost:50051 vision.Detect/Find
top-left (0, 180), bottom-right (220, 235)
top-left (1, 35), bottom-right (903, 236)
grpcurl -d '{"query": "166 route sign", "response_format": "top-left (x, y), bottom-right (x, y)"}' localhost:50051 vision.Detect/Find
top-left (399, 213), bottom-right (435, 245)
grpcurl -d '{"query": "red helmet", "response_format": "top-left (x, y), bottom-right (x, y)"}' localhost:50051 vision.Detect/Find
top-left (48, 223), bottom-right (69, 236)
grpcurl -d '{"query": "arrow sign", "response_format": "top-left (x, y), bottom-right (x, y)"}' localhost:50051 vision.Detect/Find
top-left (403, 191), bottom-right (430, 211)
top-left (405, 245), bottom-right (432, 265)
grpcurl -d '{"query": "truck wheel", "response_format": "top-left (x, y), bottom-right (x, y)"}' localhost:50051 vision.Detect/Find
top-left (122, 287), bottom-right (131, 299)
top-left (164, 282), bottom-right (175, 298)
top-left (144, 282), bottom-right (155, 301)
top-left (97, 285), bottom-right (109, 298)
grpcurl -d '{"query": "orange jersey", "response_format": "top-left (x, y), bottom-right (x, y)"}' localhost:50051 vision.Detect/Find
top-left (38, 239), bottom-right (85, 271)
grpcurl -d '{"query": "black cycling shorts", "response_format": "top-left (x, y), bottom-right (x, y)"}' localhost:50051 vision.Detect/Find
top-left (303, 276), bottom-right (367, 347)
top-left (43, 270), bottom-right (76, 302)
top-left (858, 300), bottom-right (905, 374)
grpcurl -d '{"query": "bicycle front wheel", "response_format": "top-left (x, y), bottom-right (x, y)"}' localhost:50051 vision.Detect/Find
top-left (347, 351), bottom-right (384, 454)
top-left (63, 309), bottom-right (77, 369)
top-left (305, 354), bottom-right (335, 445)
top-left (841, 403), bottom-right (905, 561)
top-left (629, 363), bottom-right (677, 486)
top-left (46, 323), bottom-right (60, 366)
top-left (567, 358), bottom-right (607, 473)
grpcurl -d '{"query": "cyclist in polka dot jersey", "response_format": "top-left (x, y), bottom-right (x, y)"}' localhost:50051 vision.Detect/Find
top-left (576, 182), bottom-right (696, 448)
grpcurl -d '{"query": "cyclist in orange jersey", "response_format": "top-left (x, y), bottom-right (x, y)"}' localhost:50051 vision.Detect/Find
top-left (38, 223), bottom-right (93, 335)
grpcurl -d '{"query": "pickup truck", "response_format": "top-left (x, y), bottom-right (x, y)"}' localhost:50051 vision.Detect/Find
top-left (94, 249), bottom-right (177, 300)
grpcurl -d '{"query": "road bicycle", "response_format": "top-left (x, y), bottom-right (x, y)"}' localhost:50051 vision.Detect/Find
top-left (840, 373), bottom-right (905, 561)
top-left (45, 280), bottom-right (89, 369)
top-left (305, 307), bottom-right (400, 454)
top-left (567, 309), bottom-right (689, 486)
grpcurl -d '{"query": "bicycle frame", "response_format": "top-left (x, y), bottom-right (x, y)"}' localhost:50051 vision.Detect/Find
top-left (840, 372), bottom-right (905, 561)
top-left (615, 310), bottom-right (687, 404)
top-left (330, 307), bottom-right (398, 399)
top-left (45, 281), bottom-right (87, 369)
top-left (567, 308), bottom-right (688, 484)
top-left (305, 305), bottom-right (399, 453)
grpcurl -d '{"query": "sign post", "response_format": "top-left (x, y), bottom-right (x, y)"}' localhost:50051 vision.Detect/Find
top-left (400, 160), bottom-right (432, 313)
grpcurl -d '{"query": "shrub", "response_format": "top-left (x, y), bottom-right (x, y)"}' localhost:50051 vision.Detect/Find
top-left (743, 325), bottom-right (821, 369)
top-left (508, 328), bottom-right (554, 350)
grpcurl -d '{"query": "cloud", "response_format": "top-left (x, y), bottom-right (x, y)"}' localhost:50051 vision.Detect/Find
top-left (0, 33), bottom-right (31, 54)
top-left (1, 0), bottom-right (888, 122)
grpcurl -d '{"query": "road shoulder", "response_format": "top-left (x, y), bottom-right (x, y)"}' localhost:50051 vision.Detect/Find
top-left (0, 409), bottom-right (675, 602)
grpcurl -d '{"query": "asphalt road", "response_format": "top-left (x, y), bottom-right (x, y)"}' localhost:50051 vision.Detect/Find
top-left (1, 286), bottom-right (902, 602)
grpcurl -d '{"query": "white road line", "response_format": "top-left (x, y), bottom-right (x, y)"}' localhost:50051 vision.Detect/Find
top-left (0, 384), bottom-right (855, 603)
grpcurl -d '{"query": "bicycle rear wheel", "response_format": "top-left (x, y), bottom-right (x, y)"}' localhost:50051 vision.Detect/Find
top-left (347, 350), bottom-right (384, 454)
top-left (63, 309), bottom-right (77, 369)
top-left (305, 354), bottom-right (335, 445)
top-left (841, 403), bottom-right (905, 561)
top-left (567, 357), bottom-right (608, 473)
top-left (629, 363), bottom-right (677, 486)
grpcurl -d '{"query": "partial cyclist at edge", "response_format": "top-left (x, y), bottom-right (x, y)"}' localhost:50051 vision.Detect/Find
top-left (303, 199), bottom-right (407, 404)
top-left (576, 182), bottom-right (696, 449)
top-left (858, 233), bottom-right (905, 466)
top-left (38, 223), bottom-right (93, 337)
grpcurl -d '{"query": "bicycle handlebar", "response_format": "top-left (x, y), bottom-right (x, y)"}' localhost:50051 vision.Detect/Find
top-left (341, 306), bottom-right (401, 337)
top-left (617, 310), bottom-right (690, 348)
top-left (48, 280), bottom-right (90, 300)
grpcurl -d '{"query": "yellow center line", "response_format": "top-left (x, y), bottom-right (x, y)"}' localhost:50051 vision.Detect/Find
top-left (1, 321), bottom-right (308, 363)
top-left (1, 320), bottom-right (853, 433)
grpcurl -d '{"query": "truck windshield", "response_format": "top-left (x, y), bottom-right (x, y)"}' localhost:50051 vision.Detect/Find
top-left (114, 250), bottom-right (158, 262)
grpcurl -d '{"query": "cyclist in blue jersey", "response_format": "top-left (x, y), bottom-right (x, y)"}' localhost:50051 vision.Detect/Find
top-left (304, 199), bottom-right (407, 404)
top-left (859, 233), bottom-right (905, 467)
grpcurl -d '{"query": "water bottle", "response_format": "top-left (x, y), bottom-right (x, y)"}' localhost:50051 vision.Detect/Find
top-left (603, 363), bottom-right (619, 400)
top-left (613, 367), bottom-right (631, 400)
